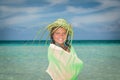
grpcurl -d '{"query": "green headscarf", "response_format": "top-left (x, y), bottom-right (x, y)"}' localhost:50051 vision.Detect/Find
top-left (47, 18), bottom-right (73, 37)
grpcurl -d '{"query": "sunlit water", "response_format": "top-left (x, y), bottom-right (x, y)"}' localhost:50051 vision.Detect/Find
top-left (0, 41), bottom-right (120, 80)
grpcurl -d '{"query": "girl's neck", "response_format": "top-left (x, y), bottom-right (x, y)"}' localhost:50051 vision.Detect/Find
top-left (55, 42), bottom-right (70, 53)
top-left (55, 42), bottom-right (64, 47)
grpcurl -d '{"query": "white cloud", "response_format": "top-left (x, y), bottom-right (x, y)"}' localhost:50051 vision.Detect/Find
top-left (1, 10), bottom-right (55, 29)
top-left (66, 0), bottom-right (120, 14)
top-left (4, 14), bottom-right (42, 26)
top-left (47, 0), bottom-right (68, 5)
top-left (0, 5), bottom-right (67, 29)
top-left (66, 0), bottom-right (120, 33)
top-left (0, 6), bottom-right (46, 17)
top-left (70, 7), bottom-right (120, 32)
top-left (0, 0), bottom-right (26, 4)
top-left (1, 0), bottom-right (120, 32)
top-left (98, 0), bottom-right (120, 9)
top-left (66, 6), bottom-right (95, 14)
top-left (71, 8), bottom-right (120, 25)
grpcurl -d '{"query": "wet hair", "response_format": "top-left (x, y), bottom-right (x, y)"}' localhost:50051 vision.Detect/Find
top-left (50, 27), bottom-right (71, 49)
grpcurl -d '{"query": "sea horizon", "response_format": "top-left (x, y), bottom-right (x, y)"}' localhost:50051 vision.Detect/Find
top-left (0, 40), bottom-right (120, 46)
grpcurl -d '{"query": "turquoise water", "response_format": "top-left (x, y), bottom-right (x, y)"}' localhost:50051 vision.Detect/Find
top-left (0, 40), bottom-right (120, 80)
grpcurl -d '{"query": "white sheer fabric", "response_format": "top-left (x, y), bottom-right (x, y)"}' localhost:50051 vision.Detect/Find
top-left (46, 44), bottom-right (83, 80)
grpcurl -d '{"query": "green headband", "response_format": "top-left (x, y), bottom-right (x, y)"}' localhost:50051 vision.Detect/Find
top-left (47, 19), bottom-right (73, 36)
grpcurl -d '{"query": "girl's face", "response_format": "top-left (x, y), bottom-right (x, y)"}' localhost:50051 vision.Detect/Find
top-left (53, 27), bottom-right (67, 45)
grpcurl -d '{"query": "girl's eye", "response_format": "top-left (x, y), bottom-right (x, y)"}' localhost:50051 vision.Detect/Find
top-left (55, 32), bottom-right (66, 35)
top-left (62, 32), bottom-right (66, 35)
top-left (55, 32), bottom-right (60, 34)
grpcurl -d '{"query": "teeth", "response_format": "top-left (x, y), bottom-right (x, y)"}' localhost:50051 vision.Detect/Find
top-left (59, 39), bottom-right (63, 41)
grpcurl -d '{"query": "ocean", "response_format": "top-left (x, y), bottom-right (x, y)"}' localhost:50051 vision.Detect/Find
top-left (0, 40), bottom-right (120, 80)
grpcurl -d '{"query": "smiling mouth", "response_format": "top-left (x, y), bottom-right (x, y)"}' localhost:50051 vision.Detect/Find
top-left (58, 38), bottom-right (64, 41)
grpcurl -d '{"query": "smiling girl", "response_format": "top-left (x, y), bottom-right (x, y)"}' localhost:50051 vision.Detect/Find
top-left (46, 19), bottom-right (83, 80)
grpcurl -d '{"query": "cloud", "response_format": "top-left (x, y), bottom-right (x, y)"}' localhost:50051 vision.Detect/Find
top-left (71, 8), bottom-right (119, 24)
top-left (0, 0), bottom-right (120, 40)
top-left (98, 0), bottom-right (120, 9)
top-left (0, 5), bottom-right (51, 29)
top-left (0, 0), bottom-right (26, 4)
top-left (47, 0), bottom-right (68, 5)
top-left (1, 0), bottom-right (120, 31)
top-left (66, 0), bottom-right (120, 14)
top-left (0, 6), bottom-right (46, 18)
top-left (70, 6), bottom-right (120, 33)
top-left (1, 14), bottom-right (55, 31)
top-left (4, 14), bottom-right (41, 25)
top-left (66, 0), bottom-right (120, 33)
top-left (66, 6), bottom-right (93, 14)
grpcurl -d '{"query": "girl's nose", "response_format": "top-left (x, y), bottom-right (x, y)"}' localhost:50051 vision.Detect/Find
top-left (60, 33), bottom-right (64, 37)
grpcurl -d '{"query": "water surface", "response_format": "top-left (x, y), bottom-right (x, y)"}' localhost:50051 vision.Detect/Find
top-left (0, 40), bottom-right (120, 80)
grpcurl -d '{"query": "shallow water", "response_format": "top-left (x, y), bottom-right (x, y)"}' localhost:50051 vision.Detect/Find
top-left (0, 44), bottom-right (120, 80)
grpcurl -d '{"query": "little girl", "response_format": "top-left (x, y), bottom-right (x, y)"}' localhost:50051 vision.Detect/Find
top-left (46, 19), bottom-right (83, 80)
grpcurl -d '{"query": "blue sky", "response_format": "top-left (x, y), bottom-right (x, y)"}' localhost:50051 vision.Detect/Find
top-left (0, 0), bottom-right (120, 40)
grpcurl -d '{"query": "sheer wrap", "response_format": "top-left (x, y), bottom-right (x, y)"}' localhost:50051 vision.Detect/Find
top-left (46, 44), bottom-right (83, 80)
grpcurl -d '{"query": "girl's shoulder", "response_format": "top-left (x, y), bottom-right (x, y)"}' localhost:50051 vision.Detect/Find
top-left (49, 43), bottom-right (62, 51)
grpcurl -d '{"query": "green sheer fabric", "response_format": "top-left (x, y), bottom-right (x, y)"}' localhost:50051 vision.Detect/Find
top-left (46, 44), bottom-right (83, 80)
